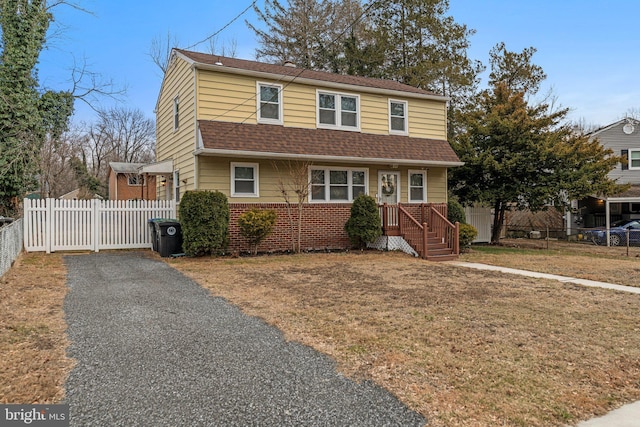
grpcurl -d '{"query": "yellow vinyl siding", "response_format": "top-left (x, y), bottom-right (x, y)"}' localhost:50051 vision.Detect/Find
top-left (156, 55), bottom-right (197, 196)
top-left (282, 85), bottom-right (316, 128)
top-left (426, 168), bottom-right (447, 203)
top-left (198, 157), bottom-right (448, 204)
top-left (194, 68), bottom-right (447, 139)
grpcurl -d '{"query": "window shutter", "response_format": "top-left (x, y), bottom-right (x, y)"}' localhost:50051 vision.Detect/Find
top-left (622, 149), bottom-right (629, 170)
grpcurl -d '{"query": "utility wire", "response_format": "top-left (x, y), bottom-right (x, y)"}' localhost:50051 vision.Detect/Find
top-left (207, 0), bottom-right (381, 125)
top-left (183, 1), bottom-right (257, 51)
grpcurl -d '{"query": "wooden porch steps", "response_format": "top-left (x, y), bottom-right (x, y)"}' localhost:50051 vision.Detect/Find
top-left (404, 231), bottom-right (458, 261)
top-left (379, 203), bottom-right (459, 262)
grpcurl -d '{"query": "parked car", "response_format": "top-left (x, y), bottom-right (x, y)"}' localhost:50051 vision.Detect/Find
top-left (584, 219), bottom-right (640, 246)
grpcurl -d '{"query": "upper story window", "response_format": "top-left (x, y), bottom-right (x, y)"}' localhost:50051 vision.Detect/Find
top-left (231, 162), bottom-right (259, 197)
top-left (257, 82), bottom-right (282, 124)
top-left (310, 167), bottom-right (367, 202)
top-left (629, 149), bottom-right (640, 170)
top-left (389, 100), bottom-right (408, 134)
top-left (317, 91), bottom-right (359, 130)
top-left (173, 97), bottom-right (180, 131)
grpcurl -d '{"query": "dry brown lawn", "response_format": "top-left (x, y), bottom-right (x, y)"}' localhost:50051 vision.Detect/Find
top-left (0, 252), bottom-right (72, 404)
top-left (168, 250), bottom-right (640, 427)
top-left (461, 238), bottom-right (640, 288)
top-left (3, 243), bottom-right (640, 427)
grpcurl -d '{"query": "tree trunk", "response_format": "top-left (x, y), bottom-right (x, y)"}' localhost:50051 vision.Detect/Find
top-left (491, 201), bottom-right (505, 243)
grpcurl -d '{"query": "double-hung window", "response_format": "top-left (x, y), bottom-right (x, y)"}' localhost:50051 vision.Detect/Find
top-left (257, 83), bottom-right (282, 124)
top-left (173, 97), bottom-right (180, 131)
top-left (389, 100), bottom-right (408, 134)
top-left (317, 91), bottom-right (359, 130)
top-left (629, 149), bottom-right (640, 170)
top-left (408, 170), bottom-right (427, 202)
top-left (310, 168), bottom-right (367, 202)
top-left (231, 163), bottom-right (259, 197)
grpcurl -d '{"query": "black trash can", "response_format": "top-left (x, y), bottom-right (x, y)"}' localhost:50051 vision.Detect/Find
top-left (147, 218), bottom-right (170, 252)
top-left (155, 220), bottom-right (183, 257)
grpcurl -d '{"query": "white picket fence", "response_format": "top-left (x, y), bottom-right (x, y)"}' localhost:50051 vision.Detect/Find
top-left (23, 198), bottom-right (176, 253)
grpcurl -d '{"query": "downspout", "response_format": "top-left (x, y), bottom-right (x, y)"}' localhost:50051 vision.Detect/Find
top-left (193, 63), bottom-right (199, 191)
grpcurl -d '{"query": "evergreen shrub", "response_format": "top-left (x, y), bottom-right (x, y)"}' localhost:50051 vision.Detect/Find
top-left (179, 190), bottom-right (229, 256)
top-left (238, 208), bottom-right (277, 255)
top-left (345, 194), bottom-right (382, 249)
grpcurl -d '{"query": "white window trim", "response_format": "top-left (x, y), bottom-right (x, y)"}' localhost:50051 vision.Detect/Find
top-left (407, 170), bottom-right (427, 203)
top-left (309, 167), bottom-right (368, 203)
top-left (389, 99), bottom-right (408, 135)
top-left (231, 162), bottom-right (259, 197)
top-left (316, 90), bottom-right (360, 131)
top-left (256, 82), bottom-right (283, 125)
top-left (173, 96), bottom-right (180, 131)
top-left (127, 175), bottom-right (143, 186)
top-left (629, 148), bottom-right (640, 170)
top-left (173, 170), bottom-right (181, 203)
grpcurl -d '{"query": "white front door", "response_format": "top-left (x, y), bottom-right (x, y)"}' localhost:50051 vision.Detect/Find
top-left (379, 171), bottom-right (400, 205)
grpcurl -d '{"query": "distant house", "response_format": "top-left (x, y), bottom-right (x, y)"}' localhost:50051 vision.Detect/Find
top-left (58, 189), bottom-right (103, 200)
top-left (108, 162), bottom-right (157, 201)
top-left (570, 118), bottom-right (640, 232)
top-left (154, 49), bottom-right (462, 258)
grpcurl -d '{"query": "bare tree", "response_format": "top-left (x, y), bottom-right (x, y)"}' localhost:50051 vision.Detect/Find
top-left (81, 107), bottom-right (155, 192)
top-left (149, 31), bottom-right (180, 73)
top-left (273, 160), bottom-right (312, 253)
top-left (206, 35), bottom-right (238, 58)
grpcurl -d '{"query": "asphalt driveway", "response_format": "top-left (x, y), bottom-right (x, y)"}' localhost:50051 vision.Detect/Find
top-left (63, 252), bottom-right (424, 426)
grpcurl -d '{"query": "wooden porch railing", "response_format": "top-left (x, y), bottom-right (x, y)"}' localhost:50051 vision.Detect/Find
top-left (379, 203), bottom-right (459, 259)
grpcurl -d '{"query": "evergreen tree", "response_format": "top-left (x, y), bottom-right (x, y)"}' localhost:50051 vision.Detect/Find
top-left (451, 45), bottom-right (625, 243)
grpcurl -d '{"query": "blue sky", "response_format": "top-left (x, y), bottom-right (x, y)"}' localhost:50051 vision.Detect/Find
top-left (38, 0), bottom-right (640, 128)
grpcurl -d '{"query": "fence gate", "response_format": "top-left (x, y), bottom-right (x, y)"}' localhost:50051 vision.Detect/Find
top-left (23, 198), bottom-right (176, 253)
top-left (465, 206), bottom-right (492, 243)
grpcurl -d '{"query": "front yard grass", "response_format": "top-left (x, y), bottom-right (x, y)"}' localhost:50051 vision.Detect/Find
top-left (0, 253), bottom-right (72, 403)
top-left (460, 238), bottom-right (640, 287)
top-left (169, 251), bottom-right (640, 427)
top-left (2, 246), bottom-right (640, 426)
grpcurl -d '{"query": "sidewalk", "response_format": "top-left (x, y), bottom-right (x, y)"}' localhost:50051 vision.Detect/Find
top-left (452, 261), bottom-right (640, 426)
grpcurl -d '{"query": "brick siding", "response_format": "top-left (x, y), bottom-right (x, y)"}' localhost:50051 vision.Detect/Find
top-left (228, 203), bottom-right (352, 254)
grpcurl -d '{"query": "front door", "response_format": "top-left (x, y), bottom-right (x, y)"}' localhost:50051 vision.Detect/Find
top-left (379, 171), bottom-right (400, 205)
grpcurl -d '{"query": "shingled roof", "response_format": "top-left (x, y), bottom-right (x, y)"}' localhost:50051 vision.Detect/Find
top-left (196, 121), bottom-right (462, 166)
top-left (175, 49), bottom-right (443, 99)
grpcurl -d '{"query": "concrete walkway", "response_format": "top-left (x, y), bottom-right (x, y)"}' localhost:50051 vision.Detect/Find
top-left (451, 261), bottom-right (640, 295)
top-left (452, 261), bottom-right (640, 426)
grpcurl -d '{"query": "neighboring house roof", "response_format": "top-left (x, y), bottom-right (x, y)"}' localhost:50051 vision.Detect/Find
top-left (196, 120), bottom-right (462, 167)
top-left (174, 49), bottom-right (446, 100)
top-left (109, 162), bottom-right (146, 174)
top-left (588, 118), bottom-right (638, 137)
top-left (605, 184), bottom-right (640, 201)
top-left (138, 160), bottom-right (173, 175)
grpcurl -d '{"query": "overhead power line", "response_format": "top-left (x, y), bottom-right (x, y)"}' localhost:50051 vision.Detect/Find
top-left (183, 1), bottom-right (257, 51)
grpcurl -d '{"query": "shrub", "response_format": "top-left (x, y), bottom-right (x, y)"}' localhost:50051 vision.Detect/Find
top-left (345, 194), bottom-right (382, 249)
top-left (238, 209), bottom-right (277, 255)
top-left (179, 190), bottom-right (229, 257)
top-left (447, 199), bottom-right (466, 224)
top-left (459, 223), bottom-right (478, 249)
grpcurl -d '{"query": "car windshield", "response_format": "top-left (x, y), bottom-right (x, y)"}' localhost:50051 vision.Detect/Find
top-left (612, 219), bottom-right (633, 228)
